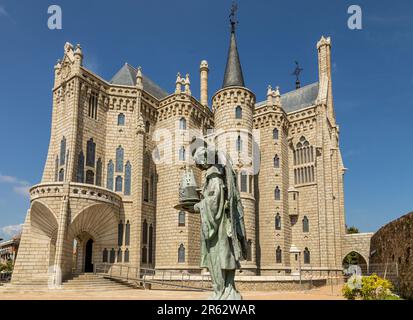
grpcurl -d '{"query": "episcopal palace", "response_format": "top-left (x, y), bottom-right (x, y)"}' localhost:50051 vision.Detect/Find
top-left (11, 22), bottom-right (372, 285)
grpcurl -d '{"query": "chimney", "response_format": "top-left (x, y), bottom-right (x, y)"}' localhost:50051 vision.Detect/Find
top-left (200, 60), bottom-right (209, 106)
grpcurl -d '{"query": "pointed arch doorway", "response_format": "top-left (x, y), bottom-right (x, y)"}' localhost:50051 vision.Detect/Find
top-left (85, 238), bottom-right (94, 273)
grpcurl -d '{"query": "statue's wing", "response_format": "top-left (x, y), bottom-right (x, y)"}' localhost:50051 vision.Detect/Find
top-left (221, 152), bottom-right (248, 261)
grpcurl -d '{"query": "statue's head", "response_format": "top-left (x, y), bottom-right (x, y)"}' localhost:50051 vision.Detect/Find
top-left (192, 146), bottom-right (215, 170)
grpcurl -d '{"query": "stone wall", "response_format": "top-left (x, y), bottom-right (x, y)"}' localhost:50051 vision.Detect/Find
top-left (342, 233), bottom-right (373, 264)
top-left (370, 212), bottom-right (413, 299)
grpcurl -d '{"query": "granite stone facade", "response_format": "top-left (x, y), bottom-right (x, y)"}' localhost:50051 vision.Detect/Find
top-left (11, 29), bottom-right (367, 285)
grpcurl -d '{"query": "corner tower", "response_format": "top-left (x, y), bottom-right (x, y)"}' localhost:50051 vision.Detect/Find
top-left (212, 15), bottom-right (257, 274)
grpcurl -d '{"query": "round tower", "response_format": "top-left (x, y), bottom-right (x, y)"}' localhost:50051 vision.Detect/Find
top-left (212, 20), bottom-right (257, 274)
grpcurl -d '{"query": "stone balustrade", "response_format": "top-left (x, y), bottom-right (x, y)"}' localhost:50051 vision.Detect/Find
top-left (30, 182), bottom-right (122, 207)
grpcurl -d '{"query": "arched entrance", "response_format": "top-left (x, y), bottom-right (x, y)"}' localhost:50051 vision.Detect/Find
top-left (85, 239), bottom-right (94, 272)
top-left (68, 203), bottom-right (118, 275)
top-left (343, 251), bottom-right (368, 275)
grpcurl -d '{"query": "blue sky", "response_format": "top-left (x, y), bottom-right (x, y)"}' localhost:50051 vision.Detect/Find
top-left (0, 0), bottom-right (412, 239)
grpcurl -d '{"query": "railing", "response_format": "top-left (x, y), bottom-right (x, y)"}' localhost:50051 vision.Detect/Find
top-left (69, 183), bottom-right (122, 207)
top-left (0, 271), bottom-right (12, 283)
top-left (94, 263), bottom-right (212, 291)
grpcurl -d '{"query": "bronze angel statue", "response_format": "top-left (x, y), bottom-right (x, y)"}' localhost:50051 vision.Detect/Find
top-left (190, 144), bottom-right (248, 300)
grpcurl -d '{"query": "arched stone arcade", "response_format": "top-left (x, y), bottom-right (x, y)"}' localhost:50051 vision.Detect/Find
top-left (12, 182), bottom-right (123, 284)
top-left (12, 201), bottom-right (59, 284)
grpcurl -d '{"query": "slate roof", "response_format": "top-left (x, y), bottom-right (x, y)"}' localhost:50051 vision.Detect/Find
top-left (222, 31), bottom-right (245, 88)
top-left (256, 82), bottom-right (319, 113)
top-left (110, 63), bottom-right (169, 100)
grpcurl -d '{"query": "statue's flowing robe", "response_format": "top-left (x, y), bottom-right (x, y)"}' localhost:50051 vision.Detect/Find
top-left (197, 165), bottom-right (243, 300)
top-left (199, 165), bottom-right (238, 270)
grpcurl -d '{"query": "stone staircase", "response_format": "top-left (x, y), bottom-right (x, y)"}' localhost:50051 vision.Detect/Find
top-left (0, 273), bottom-right (137, 293)
top-left (62, 273), bottom-right (137, 291)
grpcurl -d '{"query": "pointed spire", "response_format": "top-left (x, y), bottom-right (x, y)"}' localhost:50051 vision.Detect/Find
top-left (222, 4), bottom-right (245, 88)
top-left (273, 86), bottom-right (281, 106)
top-left (175, 72), bottom-right (182, 94)
top-left (266, 85), bottom-right (273, 106)
top-left (184, 73), bottom-right (191, 96)
top-left (136, 66), bottom-right (143, 90)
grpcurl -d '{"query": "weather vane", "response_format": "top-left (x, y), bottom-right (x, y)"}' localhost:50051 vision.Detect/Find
top-left (229, 1), bottom-right (238, 32)
top-left (291, 61), bottom-right (304, 89)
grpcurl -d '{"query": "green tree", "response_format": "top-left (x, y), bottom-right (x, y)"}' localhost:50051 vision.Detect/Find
top-left (346, 225), bottom-right (359, 234)
top-left (0, 260), bottom-right (13, 272)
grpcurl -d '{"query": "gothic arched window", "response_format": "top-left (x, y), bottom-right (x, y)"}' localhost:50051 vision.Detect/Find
top-left (145, 121), bottom-right (150, 133)
top-left (88, 91), bottom-right (98, 120)
top-left (55, 156), bottom-right (59, 182)
top-left (124, 161), bottom-right (132, 195)
top-left (102, 248), bottom-right (108, 263)
top-left (178, 211), bottom-right (186, 227)
top-left (96, 158), bottom-right (102, 186)
top-left (179, 146), bottom-right (186, 161)
top-left (304, 247), bottom-right (311, 264)
top-left (58, 169), bottom-right (64, 182)
top-left (118, 113), bottom-right (125, 126)
top-left (142, 246), bottom-right (148, 263)
top-left (275, 213), bottom-right (281, 230)
top-left (179, 117), bottom-right (187, 130)
top-left (85, 170), bottom-right (94, 185)
top-left (109, 248), bottom-right (115, 263)
top-left (77, 151), bottom-right (85, 183)
top-left (303, 216), bottom-right (309, 233)
top-left (124, 249), bottom-right (130, 263)
top-left (125, 220), bottom-right (130, 246)
top-left (150, 174), bottom-right (155, 201)
top-left (107, 160), bottom-right (114, 190)
top-left (148, 224), bottom-right (153, 264)
top-left (240, 171), bottom-right (248, 192)
top-left (235, 106), bottom-right (242, 119)
top-left (273, 128), bottom-right (279, 140)
top-left (178, 244), bottom-right (185, 263)
top-left (236, 135), bottom-right (242, 152)
top-left (115, 176), bottom-right (123, 192)
top-left (274, 186), bottom-right (281, 200)
top-left (274, 155), bottom-right (280, 168)
top-left (60, 137), bottom-right (66, 166)
top-left (116, 146), bottom-right (124, 172)
top-left (276, 246), bottom-right (282, 263)
top-left (117, 248), bottom-right (122, 263)
top-left (118, 221), bottom-right (124, 246)
top-left (143, 180), bottom-right (149, 202)
top-left (86, 138), bottom-right (96, 167)
top-left (142, 220), bottom-right (148, 245)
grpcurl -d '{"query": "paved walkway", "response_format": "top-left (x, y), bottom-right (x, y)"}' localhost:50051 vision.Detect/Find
top-left (0, 285), bottom-right (344, 300)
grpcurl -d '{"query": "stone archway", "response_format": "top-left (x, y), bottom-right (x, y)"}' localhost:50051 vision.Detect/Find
top-left (12, 201), bottom-right (58, 284)
top-left (67, 204), bottom-right (118, 275)
top-left (342, 251), bottom-right (368, 275)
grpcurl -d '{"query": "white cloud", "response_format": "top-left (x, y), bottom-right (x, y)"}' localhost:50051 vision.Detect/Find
top-left (0, 174), bottom-right (31, 198)
top-left (13, 185), bottom-right (30, 198)
top-left (0, 5), bottom-right (9, 17)
top-left (0, 5), bottom-right (16, 24)
top-left (1, 224), bottom-right (23, 238)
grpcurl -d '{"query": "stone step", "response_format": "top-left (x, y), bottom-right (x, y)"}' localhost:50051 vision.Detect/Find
top-left (0, 274), bottom-right (139, 293)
